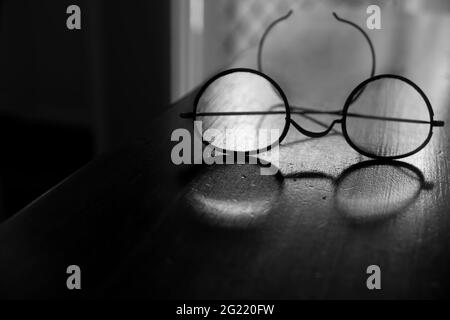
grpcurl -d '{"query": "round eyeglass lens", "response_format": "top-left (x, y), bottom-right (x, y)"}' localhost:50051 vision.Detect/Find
top-left (195, 70), bottom-right (288, 153)
top-left (345, 77), bottom-right (432, 158)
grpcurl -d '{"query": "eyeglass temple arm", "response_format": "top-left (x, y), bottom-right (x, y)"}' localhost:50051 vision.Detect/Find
top-left (256, 11), bottom-right (376, 90)
top-left (332, 12), bottom-right (376, 78)
top-left (180, 110), bottom-right (339, 134)
top-left (291, 106), bottom-right (445, 127)
top-left (332, 12), bottom-right (376, 104)
top-left (180, 110), bottom-right (445, 128)
top-left (257, 10), bottom-right (293, 73)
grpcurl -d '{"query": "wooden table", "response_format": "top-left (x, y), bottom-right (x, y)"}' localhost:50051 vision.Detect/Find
top-left (0, 7), bottom-right (449, 299)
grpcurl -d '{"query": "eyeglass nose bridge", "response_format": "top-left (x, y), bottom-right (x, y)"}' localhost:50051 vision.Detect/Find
top-left (289, 118), bottom-right (343, 138)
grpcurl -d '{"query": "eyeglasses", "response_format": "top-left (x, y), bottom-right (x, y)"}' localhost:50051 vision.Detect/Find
top-left (181, 12), bottom-right (445, 160)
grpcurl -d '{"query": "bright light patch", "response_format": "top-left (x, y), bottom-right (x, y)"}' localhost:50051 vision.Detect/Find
top-left (190, 0), bottom-right (204, 34)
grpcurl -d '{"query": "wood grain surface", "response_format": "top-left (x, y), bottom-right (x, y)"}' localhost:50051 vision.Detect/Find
top-left (0, 7), bottom-right (449, 299)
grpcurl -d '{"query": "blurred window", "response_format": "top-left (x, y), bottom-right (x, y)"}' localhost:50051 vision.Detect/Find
top-left (170, 0), bottom-right (450, 102)
top-left (171, 0), bottom-right (297, 102)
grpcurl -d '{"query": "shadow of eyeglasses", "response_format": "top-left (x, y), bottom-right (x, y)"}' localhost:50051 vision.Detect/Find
top-left (284, 160), bottom-right (433, 224)
top-left (182, 159), bottom-right (433, 228)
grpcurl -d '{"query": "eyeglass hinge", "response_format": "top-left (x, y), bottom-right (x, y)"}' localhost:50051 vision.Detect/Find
top-left (432, 120), bottom-right (445, 127)
top-left (180, 112), bottom-right (195, 119)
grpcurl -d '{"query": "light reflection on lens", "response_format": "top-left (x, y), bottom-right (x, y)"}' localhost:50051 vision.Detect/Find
top-left (196, 71), bottom-right (287, 152)
top-left (345, 78), bottom-right (431, 158)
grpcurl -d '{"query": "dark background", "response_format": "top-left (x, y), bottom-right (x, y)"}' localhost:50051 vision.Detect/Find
top-left (0, 0), bottom-right (170, 220)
